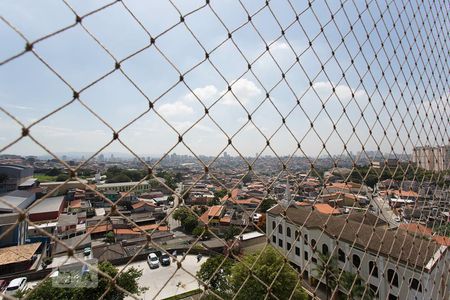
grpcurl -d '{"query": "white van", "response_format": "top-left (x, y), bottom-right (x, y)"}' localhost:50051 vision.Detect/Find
top-left (147, 253), bottom-right (159, 269)
top-left (5, 277), bottom-right (27, 296)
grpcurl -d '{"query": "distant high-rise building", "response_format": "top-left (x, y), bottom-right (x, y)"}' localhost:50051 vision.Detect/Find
top-left (412, 145), bottom-right (450, 171)
top-left (223, 152), bottom-right (229, 158)
top-left (98, 154), bottom-right (105, 162)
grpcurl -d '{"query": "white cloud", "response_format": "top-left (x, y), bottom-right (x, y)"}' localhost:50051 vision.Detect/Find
top-left (172, 121), bottom-right (214, 133)
top-left (312, 81), bottom-right (366, 101)
top-left (184, 85), bottom-right (218, 104)
top-left (158, 101), bottom-right (194, 117)
top-left (221, 78), bottom-right (262, 106)
top-left (269, 41), bottom-right (289, 51)
top-left (4, 103), bottom-right (33, 110)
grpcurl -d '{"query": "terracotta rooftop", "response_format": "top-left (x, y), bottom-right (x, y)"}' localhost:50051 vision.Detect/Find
top-left (208, 205), bottom-right (224, 217)
top-left (268, 205), bottom-right (443, 270)
top-left (0, 242), bottom-right (41, 265)
top-left (399, 223), bottom-right (433, 236)
top-left (87, 224), bottom-right (113, 234)
top-left (390, 189), bottom-right (419, 198)
top-left (313, 203), bottom-right (341, 215)
top-left (131, 200), bottom-right (156, 209)
top-left (220, 216), bottom-right (231, 223)
top-left (70, 199), bottom-right (81, 208)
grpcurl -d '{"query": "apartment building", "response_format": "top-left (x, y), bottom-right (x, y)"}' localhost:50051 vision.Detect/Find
top-left (95, 181), bottom-right (152, 193)
top-left (412, 145), bottom-right (450, 172)
top-left (267, 205), bottom-right (449, 300)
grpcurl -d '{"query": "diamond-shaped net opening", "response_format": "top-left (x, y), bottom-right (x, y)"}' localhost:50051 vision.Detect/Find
top-left (0, 0), bottom-right (449, 300)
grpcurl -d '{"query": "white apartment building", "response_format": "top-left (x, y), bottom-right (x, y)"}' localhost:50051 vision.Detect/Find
top-left (267, 205), bottom-right (449, 300)
top-left (95, 181), bottom-right (152, 193)
top-left (412, 145), bottom-right (450, 172)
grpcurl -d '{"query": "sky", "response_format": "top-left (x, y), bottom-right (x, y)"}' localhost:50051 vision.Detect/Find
top-left (0, 0), bottom-right (448, 160)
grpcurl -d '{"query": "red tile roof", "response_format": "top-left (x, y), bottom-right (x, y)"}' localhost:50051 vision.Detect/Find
top-left (208, 205), bottom-right (223, 217)
top-left (313, 203), bottom-right (341, 215)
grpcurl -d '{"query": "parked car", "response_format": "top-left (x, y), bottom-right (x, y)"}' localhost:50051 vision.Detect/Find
top-left (4, 277), bottom-right (27, 296)
top-left (0, 279), bottom-right (8, 292)
top-left (160, 253), bottom-right (171, 266)
top-left (147, 253), bottom-right (160, 269)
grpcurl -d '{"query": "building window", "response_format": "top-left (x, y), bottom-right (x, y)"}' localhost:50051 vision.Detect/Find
top-left (304, 251), bottom-right (309, 260)
top-left (272, 235), bottom-right (276, 243)
top-left (388, 294), bottom-right (398, 300)
top-left (278, 225), bottom-right (283, 234)
top-left (287, 227), bottom-right (291, 237)
top-left (338, 249), bottom-right (345, 262)
top-left (278, 239), bottom-right (283, 248)
top-left (322, 244), bottom-right (329, 256)
top-left (352, 254), bottom-right (361, 268)
top-left (387, 269), bottom-right (398, 287)
top-left (295, 230), bottom-right (300, 239)
top-left (369, 261), bottom-right (378, 278)
top-left (369, 284), bottom-right (379, 297)
top-left (311, 257), bottom-right (317, 263)
top-left (287, 242), bottom-right (291, 250)
top-left (410, 278), bottom-right (422, 292)
top-left (304, 234), bottom-right (308, 245)
top-left (311, 239), bottom-right (316, 251)
top-left (295, 247), bottom-right (300, 256)
top-left (272, 221), bottom-right (276, 230)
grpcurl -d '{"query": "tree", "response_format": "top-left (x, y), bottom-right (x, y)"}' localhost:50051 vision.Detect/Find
top-left (214, 189), bottom-right (228, 199)
top-left (256, 214), bottom-right (266, 232)
top-left (23, 261), bottom-right (145, 300)
top-left (105, 231), bottom-right (115, 244)
top-left (56, 173), bottom-right (70, 181)
top-left (223, 225), bottom-right (240, 241)
top-left (173, 207), bottom-right (198, 233)
top-left (259, 197), bottom-right (277, 212)
top-left (230, 247), bottom-right (307, 300)
top-left (107, 173), bottom-right (132, 183)
top-left (197, 255), bottom-right (234, 297)
top-left (192, 226), bottom-right (205, 237)
top-left (314, 253), bottom-right (339, 300)
top-left (46, 168), bottom-right (62, 176)
top-left (338, 271), bottom-right (374, 300)
top-left (434, 223), bottom-right (450, 237)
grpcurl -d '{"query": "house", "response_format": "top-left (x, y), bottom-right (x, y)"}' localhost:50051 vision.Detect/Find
top-left (131, 200), bottom-right (157, 213)
top-left (267, 205), bottom-right (449, 300)
top-left (199, 205), bottom-right (224, 226)
top-left (0, 164), bottom-right (33, 193)
top-left (0, 242), bottom-right (41, 275)
top-left (0, 190), bottom-right (37, 246)
top-left (53, 234), bottom-right (91, 255)
top-left (0, 190), bottom-right (36, 213)
top-left (56, 214), bottom-right (78, 237)
top-left (323, 182), bottom-right (366, 194)
top-left (28, 196), bottom-right (65, 222)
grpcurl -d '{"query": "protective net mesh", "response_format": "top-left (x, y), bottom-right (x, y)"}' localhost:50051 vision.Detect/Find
top-left (0, 0), bottom-right (449, 299)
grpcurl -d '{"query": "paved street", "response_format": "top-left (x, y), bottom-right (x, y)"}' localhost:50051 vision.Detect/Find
top-left (166, 183), bottom-right (182, 230)
top-left (122, 254), bottom-right (205, 300)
